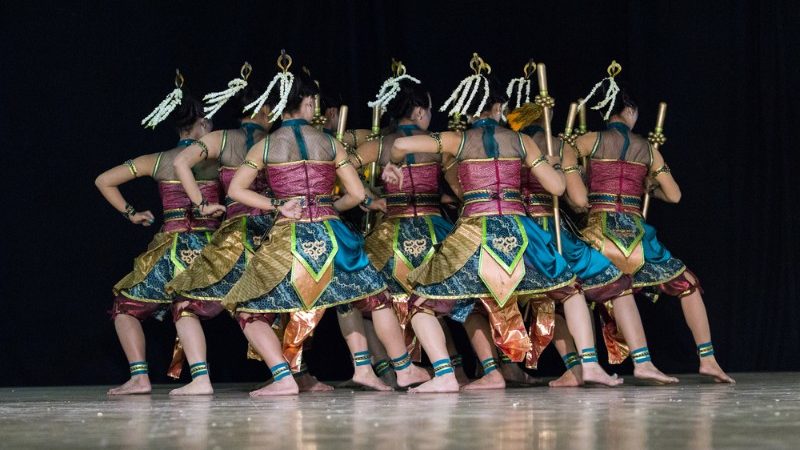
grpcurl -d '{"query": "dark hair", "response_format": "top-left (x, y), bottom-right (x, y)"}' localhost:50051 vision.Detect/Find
top-left (604, 80), bottom-right (637, 118)
top-left (385, 79), bottom-right (430, 121)
top-left (171, 94), bottom-right (204, 132)
top-left (476, 75), bottom-right (509, 113)
top-left (272, 69), bottom-right (320, 114)
top-left (319, 92), bottom-right (342, 112)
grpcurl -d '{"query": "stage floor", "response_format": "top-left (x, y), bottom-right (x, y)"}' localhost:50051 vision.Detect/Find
top-left (1, 373), bottom-right (798, 449)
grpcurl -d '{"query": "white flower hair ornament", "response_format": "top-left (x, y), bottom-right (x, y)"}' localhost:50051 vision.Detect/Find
top-left (141, 69), bottom-right (184, 129)
top-left (367, 58), bottom-right (421, 113)
top-left (505, 60), bottom-right (537, 110)
top-left (578, 60), bottom-right (623, 121)
top-left (202, 62), bottom-right (253, 119)
top-left (244, 50), bottom-right (295, 122)
top-left (439, 53), bottom-right (493, 118)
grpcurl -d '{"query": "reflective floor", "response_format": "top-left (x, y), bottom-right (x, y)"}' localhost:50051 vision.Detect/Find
top-left (1, 373), bottom-right (798, 449)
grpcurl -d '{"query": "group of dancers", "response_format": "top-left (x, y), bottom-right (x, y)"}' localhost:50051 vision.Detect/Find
top-left (95, 51), bottom-right (734, 396)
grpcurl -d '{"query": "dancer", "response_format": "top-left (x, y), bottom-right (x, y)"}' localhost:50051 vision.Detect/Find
top-left (503, 69), bottom-right (677, 385)
top-left (96, 71), bottom-right (221, 395)
top-left (222, 52), bottom-right (428, 396)
top-left (573, 64), bottom-right (733, 383)
top-left (163, 63), bottom-right (286, 394)
top-left (387, 54), bottom-right (621, 392)
top-left (347, 64), bottom-right (446, 385)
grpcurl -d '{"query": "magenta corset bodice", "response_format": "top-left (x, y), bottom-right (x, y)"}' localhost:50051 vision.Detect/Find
top-left (220, 167), bottom-right (269, 219)
top-left (384, 163), bottom-right (441, 217)
top-left (267, 161), bottom-right (337, 222)
top-left (459, 159), bottom-right (525, 216)
top-left (159, 180), bottom-right (221, 232)
top-left (520, 168), bottom-right (554, 217)
top-left (588, 160), bottom-right (647, 214)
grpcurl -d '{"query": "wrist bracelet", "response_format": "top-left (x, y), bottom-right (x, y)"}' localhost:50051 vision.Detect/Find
top-left (530, 155), bottom-right (548, 169)
top-left (122, 203), bottom-right (136, 219)
top-left (362, 196), bottom-right (373, 207)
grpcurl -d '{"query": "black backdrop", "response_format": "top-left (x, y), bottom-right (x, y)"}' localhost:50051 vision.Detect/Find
top-left (1, 1), bottom-right (798, 387)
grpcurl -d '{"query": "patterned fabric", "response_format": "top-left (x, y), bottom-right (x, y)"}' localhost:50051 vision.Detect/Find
top-left (532, 216), bottom-right (623, 292)
top-left (230, 219), bottom-right (388, 313)
top-left (367, 215), bottom-right (453, 295)
top-left (412, 216), bottom-right (575, 302)
top-left (116, 232), bottom-right (211, 302)
top-left (632, 222), bottom-right (687, 288)
top-left (169, 214), bottom-right (274, 301)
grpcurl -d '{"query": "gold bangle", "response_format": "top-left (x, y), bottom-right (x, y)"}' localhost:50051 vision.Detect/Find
top-left (650, 164), bottom-right (671, 177)
top-left (242, 159), bottom-right (259, 170)
top-left (562, 165), bottom-right (581, 174)
top-left (530, 155), bottom-right (548, 169)
top-left (347, 129), bottom-right (359, 148)
top-left (335, 159), bottom-right (352, 169)
top-left (430, 132), bottom-right (443, 154)
top-left (195, 140), bottom-right (210, 160)
top-left (124, 159), bottom-right (138, 177)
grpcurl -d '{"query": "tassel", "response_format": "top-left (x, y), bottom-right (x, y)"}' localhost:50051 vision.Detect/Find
top-left (203, 62), bottom-right (252, 119)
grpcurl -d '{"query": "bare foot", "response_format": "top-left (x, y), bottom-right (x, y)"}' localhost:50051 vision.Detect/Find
top-left (463, 370), bottom-right (505, 390)
top-left (549, 368), bottom-right (583, 387)
top-left (108, 376), bottom-right (151, 395)
top-left (296, 373), bottom-right (335, 392)
top-left (408, 374), bottom-right (460, 393)
top-left (454, 366), bottom-right (469, 387)
top-left (395, 364), bottom-right (431, 388)
top-left (250, 376), bottom-right (299, 397)
top-left (699, 358), bottom-right (735, 384)
top-left (500, 364), bottom-right (540, 385)
top-left (169, 377), bottom-right (214, 396)
top-left (581, 363), bottom-right (623, 387)
top-left (633, 362), bottom-right (679, 385)
top-left (352, 367), bottom-right (393, 391)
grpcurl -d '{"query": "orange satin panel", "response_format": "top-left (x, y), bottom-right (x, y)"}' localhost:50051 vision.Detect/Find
top-left (478, 250), bottom-right (525, 307)
top-left (290, 259), bottom-right (333, 310)
top-left (283, 309), bottom-right (326, 371)
top-left (599, 301), bottom-right (630, 364)
top-left (167, 337), bottom-right (185, 379)
top-left (392, 296), bottom-right (421, 361)
top-left (478, 297), bottom-right (532, 362)
top-left (525, 300), bottom-right (556, 370)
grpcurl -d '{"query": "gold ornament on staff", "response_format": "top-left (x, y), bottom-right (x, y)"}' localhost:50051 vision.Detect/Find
top-left (534, 63), bottom-right (562, 253)
top-left (642, 102), bottom-right (668, 219)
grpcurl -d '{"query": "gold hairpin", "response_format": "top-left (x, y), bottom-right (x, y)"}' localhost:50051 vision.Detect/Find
top-left (607, 60), bottom-right (622, 78)
top-left (174, 69), bottom-right (185, 89)
top-left (240, 62), bottom-right (253, 81)
top-left (277, 49), bottom-right (293, 73)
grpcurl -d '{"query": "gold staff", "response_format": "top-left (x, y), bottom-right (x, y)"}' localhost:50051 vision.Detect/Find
top-left (535, 63), bottom-right (562, 252)
top-left (643, 102), bottom-right (668, 219)
top-left (362, 105), bottom-right (382, 234)
top-left (335, 105), bottom-right (349, 141)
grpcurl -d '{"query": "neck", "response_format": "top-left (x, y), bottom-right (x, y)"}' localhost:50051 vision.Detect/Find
top-left (608, 115), bottom-right (632, 129)
top-left (398, 118), bottom-right (418, 127)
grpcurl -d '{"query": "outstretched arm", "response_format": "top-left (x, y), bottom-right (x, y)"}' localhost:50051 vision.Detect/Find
top-left (95, 154), bottom-right (158, 226)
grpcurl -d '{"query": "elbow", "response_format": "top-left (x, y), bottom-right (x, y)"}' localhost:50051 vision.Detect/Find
top-left (228, 185), bottom-right (243, 203)
top-left (350, 185), bottom-right (366, 203)
top-left (172, 155), bottom-right (188, 172)
top-left (551, 179), bottom-right (566, 197)
top-left (572, 193), bottom-right (589, 208)
top-left (668, 188), bottom-right (682, 204)
top-left (94, 174), bottom-right (107, 189)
